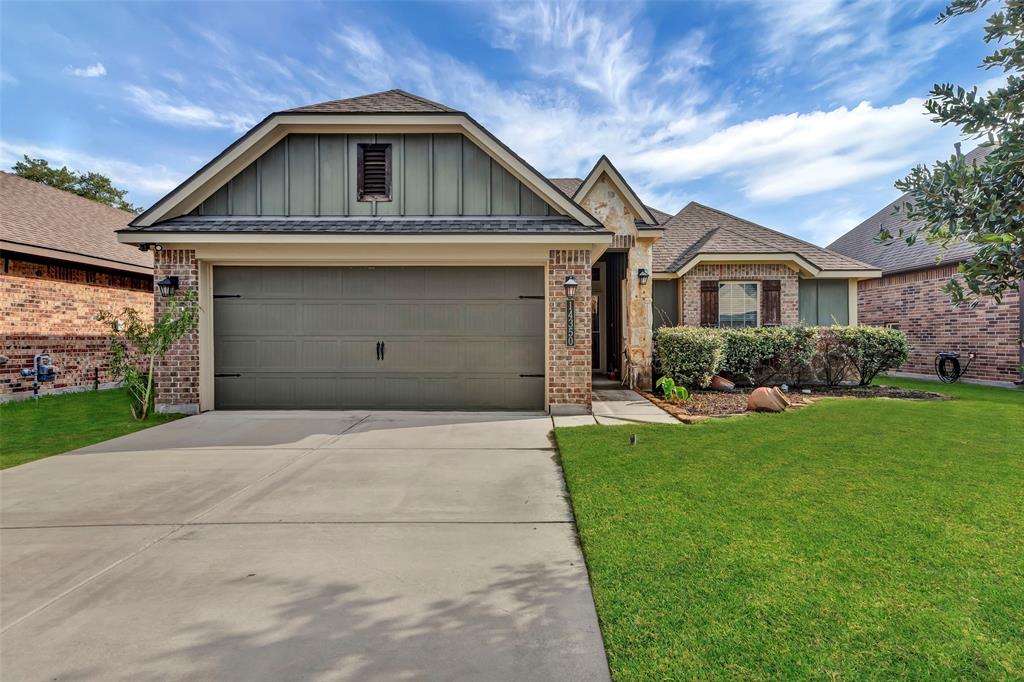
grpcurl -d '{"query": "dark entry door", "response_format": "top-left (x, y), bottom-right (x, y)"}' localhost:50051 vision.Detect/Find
top-left (213, 266), bottom-right (545, 410)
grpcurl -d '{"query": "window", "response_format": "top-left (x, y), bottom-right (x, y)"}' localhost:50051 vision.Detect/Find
top-left (718, 282), bottom-right (758, 327)
top-left (357, 143), bottom-right (392, 201)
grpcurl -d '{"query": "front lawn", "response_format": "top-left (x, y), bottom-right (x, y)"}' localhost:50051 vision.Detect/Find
top-left (0, 389), bottom-right (183, 469)
top-left (557, 378), bottom-right (1024, 680)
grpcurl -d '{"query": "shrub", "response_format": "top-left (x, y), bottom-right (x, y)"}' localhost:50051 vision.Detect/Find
top-left (816, 327), bottom-right (853, 387)
top-left (845, 325), bottom-right (911, 385)
top-left (654, 326), bottom-right (724, 388)
top-left (718, 326), bottom-right (817, 386)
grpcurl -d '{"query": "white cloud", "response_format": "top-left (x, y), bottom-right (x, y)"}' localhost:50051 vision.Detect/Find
top-left (0, 139), bottom-right (184, 201)
top-left (0, 70), bottom-right (18, 86)
top-left (797, 209), bottom-right (872, 247)
top-left (67, 62), bottom-right (107, 78)
top-left (124, 85), bottom-right (255, 132)
top-left (623, 99), bottom-right (955, 201)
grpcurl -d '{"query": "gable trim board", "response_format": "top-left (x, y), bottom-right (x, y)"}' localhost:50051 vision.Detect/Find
top-left (666, 252), bottom-right (879, 280)
top-left (127, 113), bottom-right (600, 231)
top-left (573, 156), bottom-right (658, 226)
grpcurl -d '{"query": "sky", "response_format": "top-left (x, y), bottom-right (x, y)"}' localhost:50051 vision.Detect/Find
top-left (0, 0), bottom-right (996, 245)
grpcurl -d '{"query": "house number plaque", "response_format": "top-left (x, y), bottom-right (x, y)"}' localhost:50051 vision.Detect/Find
top-left (566, 299), bottom-right (576, 346)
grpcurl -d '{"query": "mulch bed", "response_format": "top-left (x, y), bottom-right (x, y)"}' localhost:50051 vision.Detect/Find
top-left (640, 384), bottom-right (950, 422)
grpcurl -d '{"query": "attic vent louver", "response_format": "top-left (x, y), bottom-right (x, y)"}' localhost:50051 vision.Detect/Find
top-left (357, 143), bottom-right (392, 202)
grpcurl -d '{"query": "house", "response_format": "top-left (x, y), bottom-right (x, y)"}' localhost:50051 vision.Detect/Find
top-left (828, 147), bottom-right (1022, 385)
top-left (118, 89), bottom-right (878, 415)
top-left (1, 172), bottom-right (153, 399)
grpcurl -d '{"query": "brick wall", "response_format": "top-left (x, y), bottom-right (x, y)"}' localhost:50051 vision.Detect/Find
top-left (153, 249), bottom-right (200, 414)
top-left (680, 263), bottom-right (800, 326)
top-left (547, 249), bottom-right (592, 413)
top-left (859, 266), bottom-right (1022, 383)
top-left (1, 255), bottom-right (153, 397)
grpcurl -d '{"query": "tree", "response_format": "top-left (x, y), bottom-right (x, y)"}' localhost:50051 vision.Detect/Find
top-left (886, 0), bottom-right (1023, 305)
top-left (11, 155), bottom-right (143, 213)
top-left (98, 292), bottom-right (198, 420)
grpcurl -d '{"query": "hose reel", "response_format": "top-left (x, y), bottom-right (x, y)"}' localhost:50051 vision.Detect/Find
top-left (935, 351), bottom-right (974, 384)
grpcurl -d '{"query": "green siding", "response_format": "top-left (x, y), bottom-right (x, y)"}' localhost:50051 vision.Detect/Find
top-left (200, 133), bottom-right (554, 218)
top-left (799, 279), bottom-right (849, 325)
top-left (259, 139), bottom-right (287, 215)
top-left (653, 280), bottom-right (679, 329)
top-left (229, 162), bottom-right (258, 215)
top-left (432, 134), bottom-right (461, 215)
top-left (318, 135), bottom-right (347, 215)
top-left (287, 134), bottom-right (316, 216)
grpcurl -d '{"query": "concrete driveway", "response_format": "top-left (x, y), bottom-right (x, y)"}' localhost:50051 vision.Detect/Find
top-left (0, 411), bottom-right (610, 682)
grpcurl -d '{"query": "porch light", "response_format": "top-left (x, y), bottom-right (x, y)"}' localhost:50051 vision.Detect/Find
top-left (563, 275), bottom-right (578, 299)
top-left (157, 276), bottom-right (180, 297)
top-left (638, 268), bottom-right (650, 286)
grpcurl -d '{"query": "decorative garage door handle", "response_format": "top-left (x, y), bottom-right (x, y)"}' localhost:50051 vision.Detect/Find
top-left (376, 341), bottom-right (382, 361)
top-left (381, 342), bottom-right (385, 360)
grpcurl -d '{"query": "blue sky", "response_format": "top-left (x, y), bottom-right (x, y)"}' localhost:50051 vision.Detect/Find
top-left (0, 0), bottom-right (995, 245)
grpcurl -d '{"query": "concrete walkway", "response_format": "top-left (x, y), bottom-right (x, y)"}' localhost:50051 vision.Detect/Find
top-left (0, 411), bottom-right (610, 682)
top-left (554, 388), bottom-right (680, 427)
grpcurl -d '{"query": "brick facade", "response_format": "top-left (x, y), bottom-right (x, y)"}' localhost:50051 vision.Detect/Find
top-left (680, 263), bottom-right (800, 326)
top-left (1, 254), bottom-right (153, 398)
top-left (153, 249), bottom-right (200, 414)
top-left (547, 249), bottom-right (593, 413)
top-left (858, 265), bottom-right (1022, 384)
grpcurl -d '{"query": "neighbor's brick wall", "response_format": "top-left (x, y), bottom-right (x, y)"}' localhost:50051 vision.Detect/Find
top-left (1, 255), bottom-right (153, 396)
top-left (547, 249), bottom-right (592, 411)
top-left (153, 249), bottom-right (200, 413)
top-left (859, 265), bottom-right (1022, 383)
top-left (681, 263), bottom-right (799, 326)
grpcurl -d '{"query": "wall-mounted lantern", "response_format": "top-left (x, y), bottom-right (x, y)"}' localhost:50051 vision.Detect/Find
top-left (563, 275), bottom-right (578, 299)
top-left (157, 276), bottom-right (180, 297)
top-left (638, 268), bottom-right (650, 286)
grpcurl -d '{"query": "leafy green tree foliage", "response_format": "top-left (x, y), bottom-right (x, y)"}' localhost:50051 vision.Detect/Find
top-left (98, 292), bottom-right (198, 420)
top-left (11, 155), bottom-right (143, 213)
top-left (887, 0), bottom-right (1023, 304)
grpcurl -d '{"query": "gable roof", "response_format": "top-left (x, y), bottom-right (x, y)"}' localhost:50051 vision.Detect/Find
top-left (127, 89), bottom-right (600, 231)
top-left (654, 201), bottom-right (877, 276)
top-left (0, 172), bottom-right (151, 273)
top-left (827, 145), bottom-right (991, 274)
top-left (573, 156), bottom-right (658, 226)
top-left (285, 89), bottom-right (455, 114)
top-left (550, 177), bottom-right (673, 224)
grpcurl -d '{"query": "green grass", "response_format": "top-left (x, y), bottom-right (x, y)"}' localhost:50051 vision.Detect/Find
top-left (0, 389), bottom-right (183, 469)
top-left (556, 378), bottom-right (1024, 680)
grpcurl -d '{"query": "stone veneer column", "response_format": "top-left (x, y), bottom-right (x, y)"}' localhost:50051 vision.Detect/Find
top-left (625, 238), bottom-right (655, 389)
top-left (547, 249), bottom-right (592, 414)
top-left (154, 249), bottom-right (200, 414)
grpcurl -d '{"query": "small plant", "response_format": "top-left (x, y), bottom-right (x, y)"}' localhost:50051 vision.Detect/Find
top-left (98, 291), bottom-right (198, 420)
top-left (655, 376), bottom-right (689, 402)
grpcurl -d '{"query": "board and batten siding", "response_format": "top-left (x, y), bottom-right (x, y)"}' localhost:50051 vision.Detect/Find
top-left (197, 133), bottom-right (555, 218)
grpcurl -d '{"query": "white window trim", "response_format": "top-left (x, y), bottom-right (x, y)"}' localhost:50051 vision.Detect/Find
top-left (718, 280), bottom-right (760, 328)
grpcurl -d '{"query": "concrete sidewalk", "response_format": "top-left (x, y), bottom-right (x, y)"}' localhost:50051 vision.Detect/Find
top-left (0, 411), bottom-right (610, 682)
top-left (553, 388), bottom-right (679, 427)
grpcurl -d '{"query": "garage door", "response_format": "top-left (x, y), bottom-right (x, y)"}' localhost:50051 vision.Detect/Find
top-left (213, 266), bottom-right (545, 410)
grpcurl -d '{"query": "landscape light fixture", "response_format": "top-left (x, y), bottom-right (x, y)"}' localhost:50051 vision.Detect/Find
top-left (156, 276), bottom-right (179, 297)
top-left (564, 275), bottom-right (578, 299)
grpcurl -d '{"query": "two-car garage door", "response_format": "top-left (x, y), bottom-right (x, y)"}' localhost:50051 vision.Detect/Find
top-left (213, 266), bottom-right (545, 410)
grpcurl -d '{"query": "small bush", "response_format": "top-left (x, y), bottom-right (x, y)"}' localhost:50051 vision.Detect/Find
top-left (844, 325), bottom-right (911, 385)
top-left (655, 326), bottom-right (724, 388)
top-left (718, 326), bottom-right (817, 386)
top-left (816, 327), bottom-right (853, 386)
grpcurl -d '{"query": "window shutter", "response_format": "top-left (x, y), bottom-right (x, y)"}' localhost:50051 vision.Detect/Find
top-left (357, 143), bottom-right (392, 201)
top-left (761, 279), bottom-right (781, 326)
top-left (700, 280), bottom-right (718, 326)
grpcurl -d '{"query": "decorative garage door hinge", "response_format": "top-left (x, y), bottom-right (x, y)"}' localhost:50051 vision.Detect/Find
top-left (518, 295), bottom-right (544, 299)
top-left (215, 373), bottom-right (241, 378)
top-left (213, 294), bottom-right (242, 299)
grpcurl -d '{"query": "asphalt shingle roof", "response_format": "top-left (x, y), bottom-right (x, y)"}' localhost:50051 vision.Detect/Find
top-left (653, 202), bottom-right (876, 273)
top-left (284, 89), bottom-right (457, 114)
top-left (827, 146), bottom-right (991, 274)
top-left (0, 171), bottom-right (151, 270)
top-left (134, 216), bottom-right (607, 235)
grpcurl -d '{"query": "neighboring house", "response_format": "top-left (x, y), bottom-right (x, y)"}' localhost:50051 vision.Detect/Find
top-left (828, 147), bottom-right (1022, 385)
top-left (1, 172), bottom-right (153, 399)
top-left (118, 89), bottom-right (877, 415)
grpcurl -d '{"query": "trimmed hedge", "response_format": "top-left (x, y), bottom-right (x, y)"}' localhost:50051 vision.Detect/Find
top-left (654, 326), bottom-right (725, 388)
top-left (655, 325), bottom-right (910, 388)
